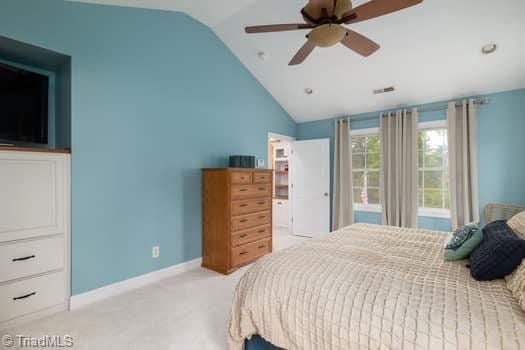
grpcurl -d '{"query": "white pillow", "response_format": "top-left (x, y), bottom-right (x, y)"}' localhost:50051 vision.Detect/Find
top-left (506, 260), bottom-right (525, 311)
top-left (508, 211), bottom-right (525, 239)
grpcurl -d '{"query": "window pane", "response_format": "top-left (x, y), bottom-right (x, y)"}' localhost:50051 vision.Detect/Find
top-left (352, 137), bottom-right (366, 153)
top-left (423, 170), bottom-right (442, 189)
top-left (444, 190), bottom-right (450, 209)
top-left (366, 136), bottom-right (381, 153)
top-left (423, 189), bottom-right (442, 208)
top-left (352, 171), bottom-right (364, 187)
top-left (353, 188), bottom-right (364, 204)
top-left (367, 171), bottom-right (380, 187)
top-left (418, 170), bottom-right (424, 188)
top-left (417, 132), bottom-right (426, 151)
top-left (424, 153), bottom-right (443, 168)
top-left (367, 189), bottom-right (380, 205)
top-left (418, 189), bottom-right (424, 208)
top-left (352, 153), bottom-right (365, 169)
top-left (425, 130), bottom-right (446, 153)
top-left (366, 153), bottom-right (381, 169)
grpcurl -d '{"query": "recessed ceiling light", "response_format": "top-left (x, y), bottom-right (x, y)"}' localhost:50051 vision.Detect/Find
top-left (304, 88), bottom-right (313, 95)
top-left (482, 43), bottom-right (497, 54)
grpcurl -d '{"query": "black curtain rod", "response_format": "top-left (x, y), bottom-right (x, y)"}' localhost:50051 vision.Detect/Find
top-left (348, 98), bottom-right (491, 122)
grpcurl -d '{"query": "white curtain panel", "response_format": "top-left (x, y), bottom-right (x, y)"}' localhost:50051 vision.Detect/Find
top-left (332, 119), bottom-right (353, 230)
top-left (447, 100), bottom-right (480, 229)
top-left (380, 109), bottom-right (418, 228)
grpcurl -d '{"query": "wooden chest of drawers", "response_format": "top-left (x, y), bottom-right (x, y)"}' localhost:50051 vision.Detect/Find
top-left (202, 168), bottom-right (273, 274)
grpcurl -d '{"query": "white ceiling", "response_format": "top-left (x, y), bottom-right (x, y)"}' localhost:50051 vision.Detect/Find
top-left (69, 0), bottom-right (525, 123)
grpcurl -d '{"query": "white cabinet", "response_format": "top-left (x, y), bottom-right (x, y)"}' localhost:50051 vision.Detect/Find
top-left (0, 150), bottom-right (70, 327)
top-left (273, 199), bottom-right (289, 228)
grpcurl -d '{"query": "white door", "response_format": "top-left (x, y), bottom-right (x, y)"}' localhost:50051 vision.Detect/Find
top-left (290, 139), bottom-right (330, 237)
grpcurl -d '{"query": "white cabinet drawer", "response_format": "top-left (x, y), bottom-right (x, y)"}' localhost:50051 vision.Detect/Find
top-left (0, 236), bottom-right (64, 283)
top-left (0, 271), bottom-right (66, 323)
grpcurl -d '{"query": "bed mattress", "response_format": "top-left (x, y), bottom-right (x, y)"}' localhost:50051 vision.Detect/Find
top-left (229, 223), bottom-right (525, 350)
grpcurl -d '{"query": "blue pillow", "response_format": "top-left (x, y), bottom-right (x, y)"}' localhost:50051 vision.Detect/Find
top-left (444, 224), bottom-right (483, 261)
top-left (469, 220), bottom-right (525, 281)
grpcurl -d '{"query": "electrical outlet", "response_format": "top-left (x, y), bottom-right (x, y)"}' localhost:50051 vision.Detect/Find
top-left (257, 159), bottom-right (265, 168)
top-left (152, 246), bottom-right (160, 259)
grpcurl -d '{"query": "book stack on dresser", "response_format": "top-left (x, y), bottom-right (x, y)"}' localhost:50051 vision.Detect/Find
top-left (0, 148), bottom-right (70, 327)
top-left (202, 168), bottom-right (273, 274)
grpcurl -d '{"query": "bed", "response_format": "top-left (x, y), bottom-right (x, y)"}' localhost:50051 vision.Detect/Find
top-left (229, 223), bottom-right (525, 350)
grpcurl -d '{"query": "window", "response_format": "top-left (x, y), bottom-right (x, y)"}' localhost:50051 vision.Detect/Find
top-left (417, 125), bottom-right (450, 216)
top-left (351, 131), bottom-right (381, 209)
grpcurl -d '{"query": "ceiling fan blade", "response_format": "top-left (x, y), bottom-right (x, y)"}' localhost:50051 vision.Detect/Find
top-left (341, 29), bottom-right (380, 57)
top-left (245, 24), bottom-right (313, 34)
top-left (339, 0), bottom-right (422, 24)
top-left (289, 40), bottom-right (316, 66)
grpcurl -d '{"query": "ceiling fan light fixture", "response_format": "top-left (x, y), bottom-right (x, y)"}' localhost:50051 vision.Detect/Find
top-left (308, 24), bottom-right (347, 47)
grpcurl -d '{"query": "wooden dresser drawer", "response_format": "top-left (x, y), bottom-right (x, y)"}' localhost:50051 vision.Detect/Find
top-left (231, 198), bottom-right (271, 216)
top-left (0, 271), bottom-right (66, 323)
top-left (232, 225), bottom-right (271, 247)
top-left (0, 236), bottom-right (65, 283)
top-left (231, 211), bottom-right (271, 231)
top-left (253, 172), bottom-right (272, 184)
top-left (231, 184), bottom-right (271, 199)
top-left (231, 238), bottom-right (271, 267)
top-left (230, 172), bottom-right (252, 184)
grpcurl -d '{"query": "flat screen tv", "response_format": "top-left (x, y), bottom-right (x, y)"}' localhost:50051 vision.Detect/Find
top-left (0, 62), bottom-right (49, 145)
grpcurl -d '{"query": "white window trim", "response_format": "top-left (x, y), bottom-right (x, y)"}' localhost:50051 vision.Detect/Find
top-left (418, 120), bottom-right (447, 130)
top-left (351, 128), bottom-right (381, 210)
top-left (418, 208), bottom-right (451, 218)
top-left (354, 203), bottom-right (382, 213)
top-left (351, 127), bottom-right (379, 137)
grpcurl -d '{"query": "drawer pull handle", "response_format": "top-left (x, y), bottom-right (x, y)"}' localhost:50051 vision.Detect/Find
top-left (12, 255), bottom-right (36, 262)
top-left (258, 230), bottom-right (265, 233)
top-left (259, 216), bottom-right (266, 219)
top-left (258, 245), bottom-right (266, 249)
top-left (258, 202), bottom-right (265, 205)
top-left (240, 234), bottom-right (248, 238)
top-left (240, 251), bottom-right (248, 256)
top-left (13, 292), bottom-right (36, 301)
top-left (240, 219), bottom-right (248, 223)
top-left (240, 204), bottom-right (248, 207)
top-left (258, 188), bottom-right (265, 191)
top-left (239, 189), bottom-right (248, 192)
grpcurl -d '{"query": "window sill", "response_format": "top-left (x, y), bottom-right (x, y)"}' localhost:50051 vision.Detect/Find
top-left (418, 208), bottom-right (451, 219)
top-left (354, 204), bottom-right (382, 213)
top-left (353, 206), bottom-right (451, 219)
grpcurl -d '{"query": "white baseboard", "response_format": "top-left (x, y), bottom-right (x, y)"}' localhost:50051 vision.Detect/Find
top-left (70, 257), bottom-right (202, 310)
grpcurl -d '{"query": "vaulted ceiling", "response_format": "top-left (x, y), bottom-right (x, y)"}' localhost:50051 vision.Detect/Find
top-left (69, 0), bottom-right (525, 123)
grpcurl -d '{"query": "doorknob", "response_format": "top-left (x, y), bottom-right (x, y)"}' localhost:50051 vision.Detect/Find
top-left (324, 193), bottom-right (329, 197)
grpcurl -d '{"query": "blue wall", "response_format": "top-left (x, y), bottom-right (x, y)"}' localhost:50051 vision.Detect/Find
top-left (297, 89), bottom-right (525, 232)
top-left (0, 0), bottom-right (295, 295)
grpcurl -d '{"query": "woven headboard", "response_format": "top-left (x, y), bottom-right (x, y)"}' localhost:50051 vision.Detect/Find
top-left (484, 203), bottom-right (525, 223)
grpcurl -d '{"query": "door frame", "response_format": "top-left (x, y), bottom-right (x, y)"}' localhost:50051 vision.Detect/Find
top-left (267, 132), bottom-right (295, 170)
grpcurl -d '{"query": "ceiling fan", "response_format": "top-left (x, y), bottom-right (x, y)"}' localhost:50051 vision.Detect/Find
top-left (245, 0), bottom-right (423, 65)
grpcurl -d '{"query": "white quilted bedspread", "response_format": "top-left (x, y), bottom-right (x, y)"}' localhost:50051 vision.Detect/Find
top-left (228, 224), bottom-right (525, 350)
